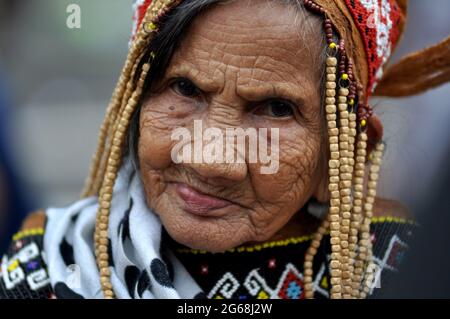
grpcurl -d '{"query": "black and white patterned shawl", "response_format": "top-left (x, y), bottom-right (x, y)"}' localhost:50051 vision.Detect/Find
top-left (43, 159), bottom-right (204, 299)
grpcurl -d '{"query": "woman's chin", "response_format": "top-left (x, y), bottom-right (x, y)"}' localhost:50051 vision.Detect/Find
top-left (159, 207), bottom-right (249, 253)
top-left (152, 188), bottom-right (251, 252)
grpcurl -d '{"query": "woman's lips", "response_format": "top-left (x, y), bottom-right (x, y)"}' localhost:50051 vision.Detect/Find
top-left (175, 182), bottom-right (231, 216)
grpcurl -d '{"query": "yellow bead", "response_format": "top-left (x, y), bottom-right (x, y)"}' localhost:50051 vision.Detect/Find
top-left (361, 119), bottom-right (367, 127)
top-left (349, 99), bottom-right (354, 106)
top-left (342, 73), bottom-right (349, 81)
top-left (8, 260), bottom-right (19, 272)
top-left (329, 42), bottom-right (337, 49)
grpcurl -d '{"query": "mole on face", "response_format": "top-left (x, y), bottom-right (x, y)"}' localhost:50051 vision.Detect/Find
top-left (138, 0), bottom-right (326, 252)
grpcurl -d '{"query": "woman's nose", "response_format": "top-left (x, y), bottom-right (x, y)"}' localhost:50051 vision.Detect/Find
top-left (183, 97), bottom-right (249, 184)
top-left (185, 160), bottom-right (248, 185)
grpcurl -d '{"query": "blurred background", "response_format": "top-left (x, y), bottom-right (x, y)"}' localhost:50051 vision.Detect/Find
top-left (0, 0), bottom-right (449, 297)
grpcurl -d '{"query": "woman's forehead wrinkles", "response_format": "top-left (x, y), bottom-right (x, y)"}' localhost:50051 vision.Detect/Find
top-left (169, 45), bottom-right (317, 96)
top-left (171, 7), bottom-right (322, 85)
top-left (194, 16), bottom-right (305, 48)
top-left (175, 31), bottom-right (310, 70)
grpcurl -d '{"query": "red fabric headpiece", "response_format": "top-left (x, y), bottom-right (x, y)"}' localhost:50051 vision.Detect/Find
top-left (343, 0), bottom-right (403, 94)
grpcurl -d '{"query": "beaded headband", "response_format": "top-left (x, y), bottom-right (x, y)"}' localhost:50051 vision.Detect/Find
top-left (82, 0), bottom-right (449, 299)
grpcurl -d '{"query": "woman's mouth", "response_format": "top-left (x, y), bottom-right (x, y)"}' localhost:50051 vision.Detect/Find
top-left (174, 182), bottom-right (232, 216)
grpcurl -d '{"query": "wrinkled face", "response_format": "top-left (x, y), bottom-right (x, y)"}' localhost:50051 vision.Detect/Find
top-left (138, 0), bottom-right (326, 252)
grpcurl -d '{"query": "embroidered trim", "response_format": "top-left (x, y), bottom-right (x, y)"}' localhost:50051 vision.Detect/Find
top-left (12, 228), bottom-right (45, 241)
top-left (204, 233), bottom-right (408, 299)
top-left (1, 240), bottom-right (51, 295)
top-left (176, 235), bottom-right (313, 255)
top-left (371, 216), bottom-right (416, 225)
top-left (175, 216), bottom-right (415, 255)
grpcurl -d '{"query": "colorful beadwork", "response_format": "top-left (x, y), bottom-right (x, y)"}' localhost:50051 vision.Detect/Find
top-left (173, 218), bottom-right (415, 300)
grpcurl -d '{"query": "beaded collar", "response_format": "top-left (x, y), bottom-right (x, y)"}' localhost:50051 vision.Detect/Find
top-left (170, 217), bottom-right (416, 299)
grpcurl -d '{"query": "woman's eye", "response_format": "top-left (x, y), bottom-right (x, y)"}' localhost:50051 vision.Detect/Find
top-left (170, 78), bottom-right (201, 97)
top-left (256, 100), bottom-right (295, 118)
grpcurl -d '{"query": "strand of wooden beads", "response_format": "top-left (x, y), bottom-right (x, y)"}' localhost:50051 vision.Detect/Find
top-left (345, 60), bottom-right (358, 298)
top-left (347, 107), bottom-right (358, 297)
top-left (82, 0), bottom-right (172, 198)
top-left (95, 63), bottom-right (150, 299)
top-left (337, 86), bottom-right (353, 298)
top-left (93, 50), bottom-right (148, 252)
top-left (325, 48), bottom-right (343, 300)
top-left (303, 0), bottom-right (326, 15)
top-left (91, 52), bottom-right (146, 198)
top-left (359, 142), bottom-right (384, 298)
top-left (302, 2), bottom-right (339, 299)
top-left (350, 129), bottom-right (367, 298)
top-left (303, 217), bottom-right (330, 299)
top-left (91, 0), bottom-right (192, 299)
top-left (335, 40), bottom-right (353, 298)
top-left (83, 64), bottom-right (140, 198)
top-left (92, 0), bottom-right (170, 244)
top-left (82, 49), bottom-right (140, 197)
top-left (352, 131), bottom-right (367, 298)
top-left (347, 59), bottom-right (356, 108)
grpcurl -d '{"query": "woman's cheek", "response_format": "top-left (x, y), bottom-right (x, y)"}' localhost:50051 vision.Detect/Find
top-left (138, 110), bottom-right (177, 170)
top-left (249, 129), bottom-right (320, 205)
top-left (138, 90), bottom-right (203, 168)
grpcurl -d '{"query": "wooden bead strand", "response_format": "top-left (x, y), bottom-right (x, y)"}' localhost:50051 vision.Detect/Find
top-left (304, 0), bottom-right (326, 15)
top-left (350, 130), bottom-right (368, 297)
top-left (303, 0), bottom-right (350, 300)
top-left (359, 142), bottom-right (384, 298)
top-left (343, 58), bottom-right (358, 297)
top-left (89, 0), bottom-right (220, 299)
top-left (82, 34), bottom-right (146, 198)
top-left (94, 63), bottom-right (150, 299)
top-left (91, 0), bottom-right (175, 258)
top-left (81, 0), bottom-right (175, 198)
top-left (92, 46), bottom-right (152, 252)
top-left (337, 87), bottom-right (353, 298)
top-left (303, 218), bottom-right (330, 299)
top-left (325, 54), bottom-right (343, 299)
top-left (347, 59), bottom-right (356, 108)
top-left (92, 50), bottom-right (151, 198)
top-left (304, 0), bottom-right (347, 299)
top-left (302, 0), bottom-right (381, 299)
top-left (346, 109), bottom-right (358, 297)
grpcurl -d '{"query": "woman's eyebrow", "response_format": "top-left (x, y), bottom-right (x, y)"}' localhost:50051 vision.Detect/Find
top-left (236, 82), bottom-right (306, 106)
top-left (165, 63), bottom-right (220, 91)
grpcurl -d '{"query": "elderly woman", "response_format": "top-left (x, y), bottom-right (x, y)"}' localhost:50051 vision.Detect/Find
top-left (1, 0), bottom-right (449, 299)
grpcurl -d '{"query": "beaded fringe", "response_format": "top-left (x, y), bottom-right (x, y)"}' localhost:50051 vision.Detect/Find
top-left (303, 0), bottom-right (384, 299)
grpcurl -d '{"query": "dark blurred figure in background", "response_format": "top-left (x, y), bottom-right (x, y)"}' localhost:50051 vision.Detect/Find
top-left (0, 73), bottom-right (31, 254)
top-left (379, 143), bottom-right (450, 298)
top-left (0, 0), bottom-right (32, 254)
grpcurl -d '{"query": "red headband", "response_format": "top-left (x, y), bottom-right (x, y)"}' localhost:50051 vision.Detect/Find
top-left (343, 0), bottom-right (403, 95)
